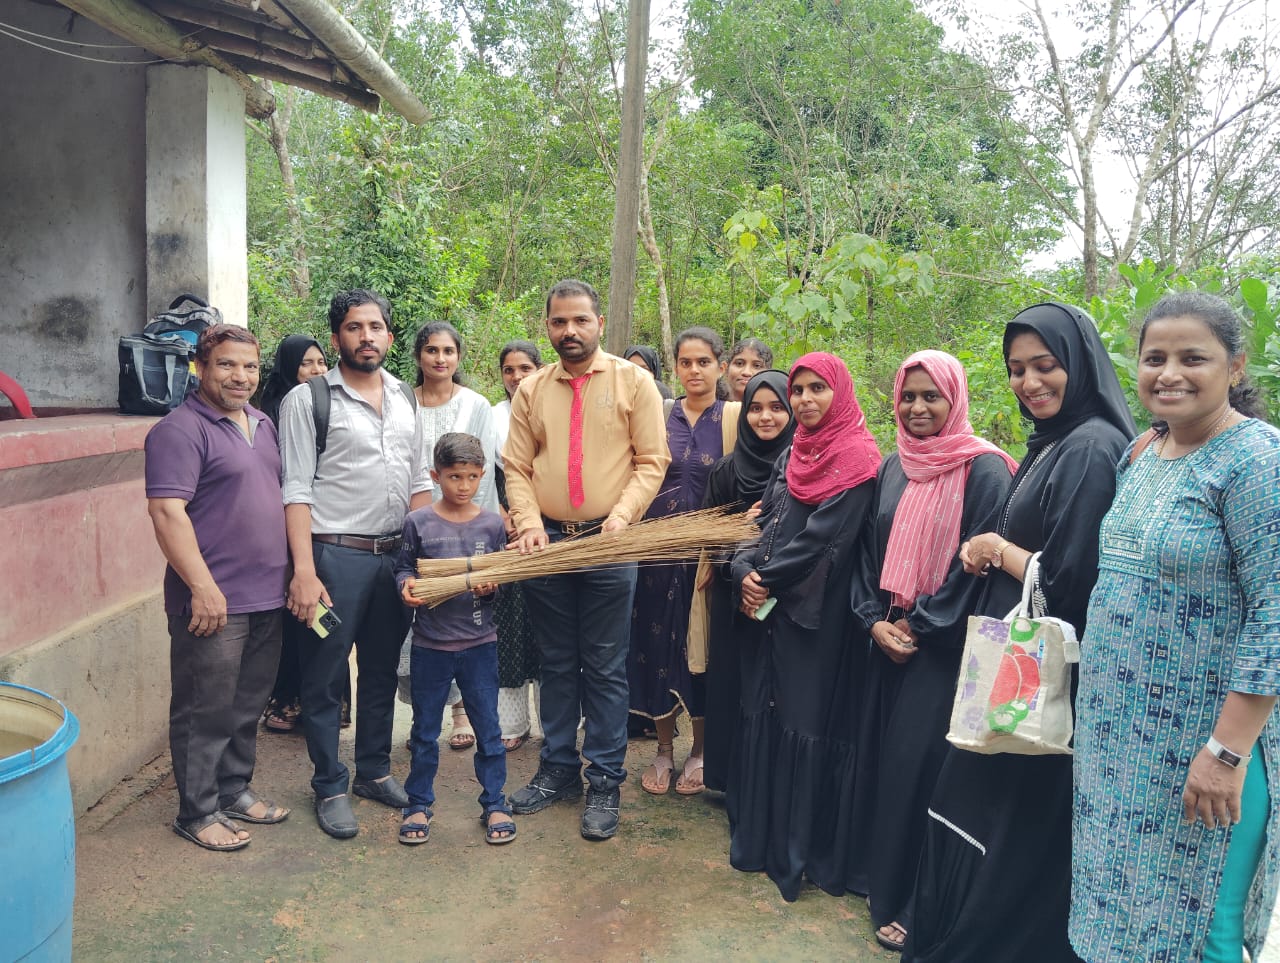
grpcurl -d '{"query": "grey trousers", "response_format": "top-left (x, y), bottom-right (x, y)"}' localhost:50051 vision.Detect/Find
top-left (168, 610), bottom-right (282, 822)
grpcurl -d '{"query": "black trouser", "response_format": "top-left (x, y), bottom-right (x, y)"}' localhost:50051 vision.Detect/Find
top-left (168, 610), bottom-right (282, 821)
top-left (300, 541), bottom-right (408, 798)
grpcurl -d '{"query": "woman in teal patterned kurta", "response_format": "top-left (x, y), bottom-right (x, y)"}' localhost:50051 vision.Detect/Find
top-left (1072, 292), bottom-right (1280, 962)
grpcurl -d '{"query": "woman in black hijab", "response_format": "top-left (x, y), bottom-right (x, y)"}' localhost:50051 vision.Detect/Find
top-left (902, 303), bottom-right (1134, 962)
top-left (259, 334), bottom-right (327, 427)
top-left (698, 370), bottom-right (795, 792)
top-left (258, 334), bottom-right (334, 733)
top-left (624, 344), bottom-right (675, 400)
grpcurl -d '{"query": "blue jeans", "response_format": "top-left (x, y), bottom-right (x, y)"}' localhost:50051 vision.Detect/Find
top-left (522, 556), bottom-right (637, 787)
top-left (300, 542), bottom-right (408, 798)
top-left (404, 641), bottom-right (508, 815)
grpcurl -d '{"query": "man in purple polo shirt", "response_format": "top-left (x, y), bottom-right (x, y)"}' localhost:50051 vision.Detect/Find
top-left (145, 323), bottom-right (290, 852)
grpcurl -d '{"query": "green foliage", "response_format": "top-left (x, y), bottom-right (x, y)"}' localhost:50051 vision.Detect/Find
top-left (724, 205), bottom-right (935, 360)
top-left (1235, 279), bottom-right (1280, 422)
top-left (242, 0), bottom-right (1280, 439)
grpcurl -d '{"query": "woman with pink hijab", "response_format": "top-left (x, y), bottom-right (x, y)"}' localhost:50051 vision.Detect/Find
top-left (727, 352), bottom-right (881, 902)
top-left (844, 350), bottom-right (1017, 952)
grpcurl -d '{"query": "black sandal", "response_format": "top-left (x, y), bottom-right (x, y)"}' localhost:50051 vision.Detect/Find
top-left (219, 788), bottom-right (289, 824)
top-left (173, 813), bottom-right (249, 852)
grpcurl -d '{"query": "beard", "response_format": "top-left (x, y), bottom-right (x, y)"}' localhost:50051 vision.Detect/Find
top-left (554, 336), bottom-right (597, 362)
top-left (339, 342), bottom-right (385, 372)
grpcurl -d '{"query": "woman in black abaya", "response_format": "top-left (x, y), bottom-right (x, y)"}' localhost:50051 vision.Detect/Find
top-left (847, 351), bottom-right (1016, 951)
top-left (699, 370), bottom-right (794, 793)
top-left (902, 303), bottom-right (1134, 963)
top-left (727, 352), bottom-right (879, 902)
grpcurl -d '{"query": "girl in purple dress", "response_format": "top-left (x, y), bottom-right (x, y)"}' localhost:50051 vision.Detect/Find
top-left (627, 327), bottom-right (735, 796)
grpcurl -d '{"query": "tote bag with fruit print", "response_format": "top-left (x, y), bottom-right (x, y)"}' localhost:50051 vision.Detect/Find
top-left (946, 553), bottom-right (1080, 756)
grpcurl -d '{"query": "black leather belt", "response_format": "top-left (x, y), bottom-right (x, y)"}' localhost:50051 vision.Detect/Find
top-left (312, 533), bottom-right (403, 555)
top-left (541, 516), bottom-right (606, 537)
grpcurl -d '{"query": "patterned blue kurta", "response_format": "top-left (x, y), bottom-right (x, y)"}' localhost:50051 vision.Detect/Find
top-left (1072, 419), bottom-right (1280, 961)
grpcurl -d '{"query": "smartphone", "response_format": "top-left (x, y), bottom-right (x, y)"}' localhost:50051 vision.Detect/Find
top-left (752, 597), bottom-right (778, 621)
top-left (312, 601), bottom-right (341, 639)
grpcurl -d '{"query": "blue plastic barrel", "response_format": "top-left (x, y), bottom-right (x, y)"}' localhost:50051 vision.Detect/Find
top-left (0, 683), bottom-right (80, 962)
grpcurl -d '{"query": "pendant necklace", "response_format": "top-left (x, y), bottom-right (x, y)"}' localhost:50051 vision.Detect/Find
top-left (1156, 407), bottom-right (1236, 458)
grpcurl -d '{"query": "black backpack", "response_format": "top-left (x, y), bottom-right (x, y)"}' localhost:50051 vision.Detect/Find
top-left (307, 374), bottom-right (415, 456)
top-left (118, 294), bottom-right (223, 415)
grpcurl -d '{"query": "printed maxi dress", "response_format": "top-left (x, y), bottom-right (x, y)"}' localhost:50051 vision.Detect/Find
top-left (626, 399), bottom-right (727, 722)
top-left (1072, 419), bottom-right (1280, 961)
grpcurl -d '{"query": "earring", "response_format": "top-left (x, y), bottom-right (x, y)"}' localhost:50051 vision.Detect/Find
top-left (1231, 376), bottom-right (1241, 387)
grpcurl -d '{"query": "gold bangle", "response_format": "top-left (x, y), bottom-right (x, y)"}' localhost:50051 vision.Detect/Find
top-left (991, 540), bottom-right (1011, 570)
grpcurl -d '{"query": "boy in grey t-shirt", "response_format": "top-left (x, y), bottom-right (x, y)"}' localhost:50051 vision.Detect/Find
top-left (395, 433), bottom-right (514, 845)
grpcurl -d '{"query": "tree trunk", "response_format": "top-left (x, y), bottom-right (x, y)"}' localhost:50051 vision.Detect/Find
top-left (638, 180), bottom-right (672, 364)
top-left (1080, 157), bottom-right (1099, 300)
top-left (266, 86), bottom-right (310, 299)
top-left (605, 0), bottom-right (650, 355)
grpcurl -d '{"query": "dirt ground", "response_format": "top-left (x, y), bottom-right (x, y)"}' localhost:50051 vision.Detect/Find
top-left (72, 706), bottom-right (893, 962)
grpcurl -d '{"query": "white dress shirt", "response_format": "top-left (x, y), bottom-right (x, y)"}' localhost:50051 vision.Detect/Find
top-left (279, 367), bottom-right (431, 535)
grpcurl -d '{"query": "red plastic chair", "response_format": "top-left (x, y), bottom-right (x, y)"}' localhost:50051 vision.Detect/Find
top-left (0, 370), bottom-right (36, 418)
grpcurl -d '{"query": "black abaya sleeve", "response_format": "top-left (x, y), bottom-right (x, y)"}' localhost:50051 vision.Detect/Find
top-left (1031, 423), bottom-right (1128, 632)
top-left (701, 457), bottom-right (736, 511)
top-left (730, 450), bottom-right (788, 586)
top-left (703, 457), bottom-right (744, 582)
top-left (850, 459), bottom-right (893, 632)
top-left (908, 453), bottom-right (1013, 649)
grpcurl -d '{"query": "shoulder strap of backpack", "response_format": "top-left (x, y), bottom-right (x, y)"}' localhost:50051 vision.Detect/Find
top-left (310, 376), bottom-right (415, 458)
top-left (663, 397), bottom-right (675, 419)
top-left (309, 375), bottom-right (331, 457)
top-left (396, 379), bottom-right (416, 410)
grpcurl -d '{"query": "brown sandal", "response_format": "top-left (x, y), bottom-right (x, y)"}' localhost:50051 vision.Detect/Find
top-left (641, 743), bottom-right (676, 794)
top-left (675, 755), bottom-right (705, 795)
top-left (449, 705), bottom-right (475, 750)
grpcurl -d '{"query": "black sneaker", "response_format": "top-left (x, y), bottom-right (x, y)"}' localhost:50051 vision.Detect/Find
top-left (581, 784), bottom-right (620, 840)
top-left (509, 766), bottom-right (583, 814)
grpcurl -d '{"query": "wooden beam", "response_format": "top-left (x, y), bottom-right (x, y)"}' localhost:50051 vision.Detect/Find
top-left (57, 0), bottom-right (276, 117)
top-left (193, 29), bottom-right (341, 82)
top-left (147, 0), bottom-right (318, 59)
top-left (220, 53), bottom-right (379, 112)
top-left (255, 0), bottom-right (301, 33)
top-left (180, 0), bottom-right (308, 40)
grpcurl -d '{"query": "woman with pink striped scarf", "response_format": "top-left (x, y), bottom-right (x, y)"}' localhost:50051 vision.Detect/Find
top-left (845, 350), bottom-right (1016, 953)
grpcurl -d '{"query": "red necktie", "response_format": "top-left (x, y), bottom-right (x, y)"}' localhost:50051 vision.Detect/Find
top-left (568, 373), bottom-right (592, 508)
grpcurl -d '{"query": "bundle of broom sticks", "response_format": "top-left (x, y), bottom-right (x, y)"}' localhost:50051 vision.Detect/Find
top-left (411, 506), bottom-right (759, 608)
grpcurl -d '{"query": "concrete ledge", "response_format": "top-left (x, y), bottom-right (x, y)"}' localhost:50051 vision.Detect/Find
top-left (0, 590), bottom-right (170, 814)
top-left (0, 413), bottom-right (157, 471)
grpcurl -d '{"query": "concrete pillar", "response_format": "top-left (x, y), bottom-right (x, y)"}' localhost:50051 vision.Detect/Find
top-left (145, 65), bottom-right (248, 327)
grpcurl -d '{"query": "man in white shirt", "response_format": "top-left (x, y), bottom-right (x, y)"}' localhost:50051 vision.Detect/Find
top-left (279, 289), bottom-right (431, 839)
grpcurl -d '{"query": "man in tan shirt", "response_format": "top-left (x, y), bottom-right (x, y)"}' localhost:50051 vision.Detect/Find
top-left (504, 278), bottom-right (668, 840)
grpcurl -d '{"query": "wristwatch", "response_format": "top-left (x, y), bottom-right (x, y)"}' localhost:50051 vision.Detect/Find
top-left (1206, 735), bottom-right (1251, 769)
top-left (991, 540), bottom-right (1011, 570)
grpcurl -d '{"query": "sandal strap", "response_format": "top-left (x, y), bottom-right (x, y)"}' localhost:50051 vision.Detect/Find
top-left (176, 812), bottom-right (225, 835)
